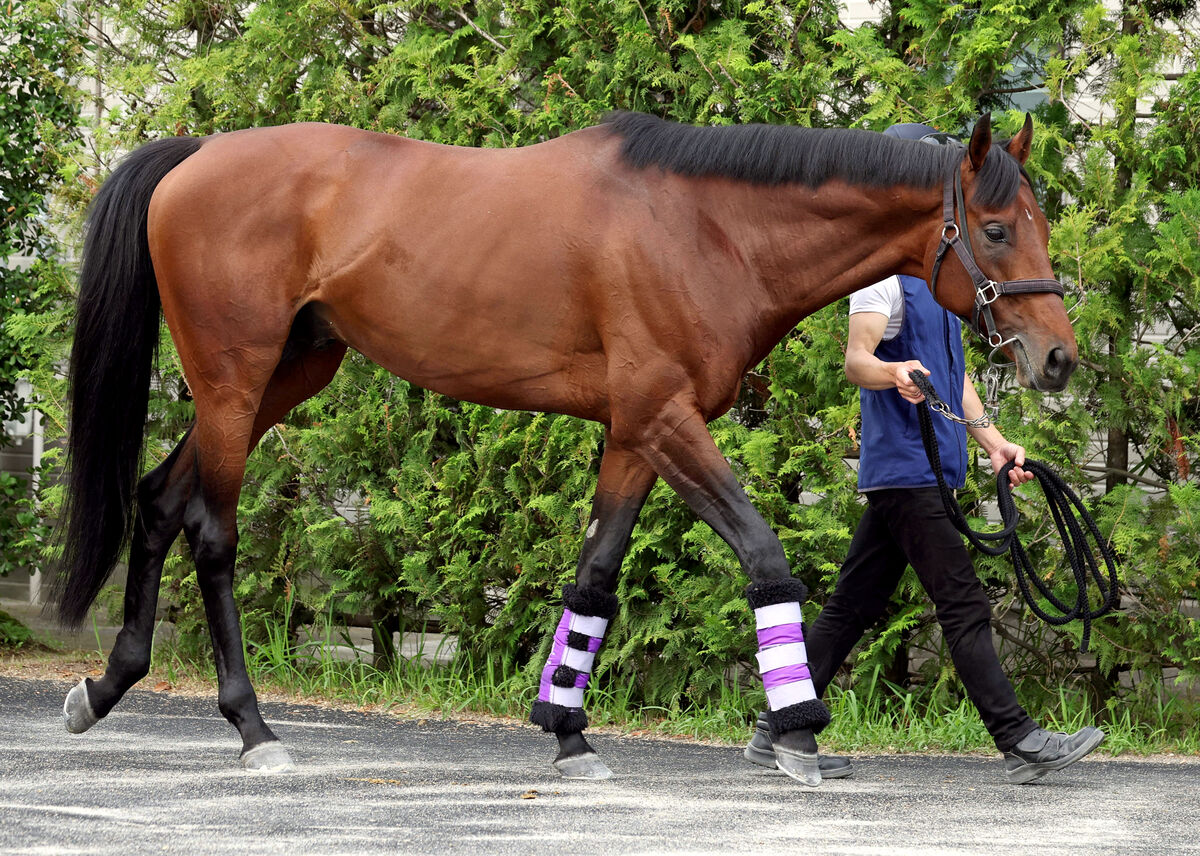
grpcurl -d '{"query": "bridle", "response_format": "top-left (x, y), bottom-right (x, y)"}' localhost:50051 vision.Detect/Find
top-left (926, 147), bottom-right (1065, 369)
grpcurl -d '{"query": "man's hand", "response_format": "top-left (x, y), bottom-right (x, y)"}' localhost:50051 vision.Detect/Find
top-left (989, 442), bottom-right (1035, 488)
top-left (893, 360), bottom-right (931, 403)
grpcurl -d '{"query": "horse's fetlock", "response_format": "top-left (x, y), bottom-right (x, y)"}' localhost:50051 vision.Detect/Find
top-left (108, 639), bottom-right (152, 683)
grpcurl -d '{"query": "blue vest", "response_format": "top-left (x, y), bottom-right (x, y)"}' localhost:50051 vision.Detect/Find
top-left (858, 276), bottom-right (968, 491)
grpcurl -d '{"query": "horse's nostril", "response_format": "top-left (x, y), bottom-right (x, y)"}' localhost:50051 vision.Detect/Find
top-left (1045, 347), bottom-right (1074, 383)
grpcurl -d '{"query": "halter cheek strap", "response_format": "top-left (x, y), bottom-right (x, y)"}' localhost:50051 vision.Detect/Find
top-left (927, 154), bottom-right (1065, 357)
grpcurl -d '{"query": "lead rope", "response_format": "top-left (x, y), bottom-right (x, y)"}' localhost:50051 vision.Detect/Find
top-left (909, 370), bottom-right (1120, 653)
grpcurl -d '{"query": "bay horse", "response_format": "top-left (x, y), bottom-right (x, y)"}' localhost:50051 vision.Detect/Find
top-left (55, 112), bottom-right (1076, 785)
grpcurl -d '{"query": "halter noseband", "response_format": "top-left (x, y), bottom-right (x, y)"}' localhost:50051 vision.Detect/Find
top-left (927, 151), bottom-right (1065, 362)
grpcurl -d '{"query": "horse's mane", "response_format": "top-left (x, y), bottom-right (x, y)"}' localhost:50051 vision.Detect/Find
top-left (602, 112), bottom-right (1022, 210)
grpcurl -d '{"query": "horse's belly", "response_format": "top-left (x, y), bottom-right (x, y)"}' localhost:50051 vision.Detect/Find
top-left (313, 294), bottom-right (610, 422)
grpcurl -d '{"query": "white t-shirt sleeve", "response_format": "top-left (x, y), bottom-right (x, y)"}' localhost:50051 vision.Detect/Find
top-left (849, 276), bottom-right (904, 341)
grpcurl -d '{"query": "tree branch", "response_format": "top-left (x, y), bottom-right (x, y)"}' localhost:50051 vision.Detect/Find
top-left (979, 82), bottom-right (1045, 96)
top-left (1078, 464), bottom-right (1170, 491)
top-left (453, 8), bottom-right (507, 53)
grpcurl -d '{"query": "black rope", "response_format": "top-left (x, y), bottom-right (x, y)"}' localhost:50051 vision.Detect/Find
top-left (909, 370), bottom-right (1120, 653)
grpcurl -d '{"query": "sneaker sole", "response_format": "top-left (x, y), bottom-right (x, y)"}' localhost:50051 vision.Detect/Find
top-left (744, 744), bottom-right (855, 779)
top-left (1006, 728), bottom-right (1106, 784)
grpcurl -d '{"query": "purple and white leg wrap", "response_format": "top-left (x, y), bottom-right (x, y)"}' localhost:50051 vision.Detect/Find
top-left (530, 584), bottom-right (618, 734)
top-left (747, 578), bottom-right (830, 737)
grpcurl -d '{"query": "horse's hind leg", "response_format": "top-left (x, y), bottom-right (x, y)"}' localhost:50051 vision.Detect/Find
top-left (181, 338), bottom-right (347, 772)
top-left (530, 437), bottom-right (657, 779)
top-left (64, 429), bottom-right (198, 733)
top-left (63, 338), bottom-right (347, 752)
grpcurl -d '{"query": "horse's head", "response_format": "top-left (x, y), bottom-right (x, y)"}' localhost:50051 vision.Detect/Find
top-left (925, 114), bottom-right (1077, 392)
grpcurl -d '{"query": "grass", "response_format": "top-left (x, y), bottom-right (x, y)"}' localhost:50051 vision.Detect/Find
top-left (136, 612), bottom-right (1200, 757)
top-left (0, 610), bottom-right (34, 649)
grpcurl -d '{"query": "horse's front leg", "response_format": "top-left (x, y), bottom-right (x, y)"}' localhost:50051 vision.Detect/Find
top-left (631, 395), bottom-right (830, 786)
top-left (530, 437), bottom-right (657, 779)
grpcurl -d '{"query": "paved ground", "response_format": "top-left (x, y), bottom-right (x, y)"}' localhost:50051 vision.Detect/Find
top-left (0, 676), bottom-right (1196, 856)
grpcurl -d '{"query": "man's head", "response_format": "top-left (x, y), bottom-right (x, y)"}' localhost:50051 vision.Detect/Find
top-left (884, 122), bottom-right (959, 146)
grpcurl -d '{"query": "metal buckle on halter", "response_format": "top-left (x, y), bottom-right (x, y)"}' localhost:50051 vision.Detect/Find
top-left (976, 280), bottom-right (1002, 306)
top-left (940, 223), bottom-right (959, 241)
top-left (974, 302), bottom-right (1017, 364)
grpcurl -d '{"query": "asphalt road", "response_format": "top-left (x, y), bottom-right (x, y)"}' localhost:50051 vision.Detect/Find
top-left (0, 676), bottom-right (1196, 855)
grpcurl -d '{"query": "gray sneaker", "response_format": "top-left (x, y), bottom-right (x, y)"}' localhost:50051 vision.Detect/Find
top-left (743, 712), bottom-right (853, 779)
top-left (1003, 726), bottom-right (1106, 784)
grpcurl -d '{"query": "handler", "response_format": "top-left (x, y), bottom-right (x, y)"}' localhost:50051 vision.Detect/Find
top-left (744, 122), bottom-right (1105, 785)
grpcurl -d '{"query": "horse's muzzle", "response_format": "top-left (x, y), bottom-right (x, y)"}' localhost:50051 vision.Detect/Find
top-left (1015, 339), bottom-right (1077, 392)
top-left (1012, 336), bottom-right (1080, 393)
top-left (1041, 346), bottom-right (1076, 391)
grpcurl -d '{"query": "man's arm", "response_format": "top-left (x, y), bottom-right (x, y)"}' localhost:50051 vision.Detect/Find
top-left (963, 373), bottom-right (1034, 487)
top-left (845, 311), bottom-right (930, 403)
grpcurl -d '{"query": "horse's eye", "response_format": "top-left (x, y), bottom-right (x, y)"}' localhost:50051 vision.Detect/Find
top-left (984, 225), bottom-right (1007, 243)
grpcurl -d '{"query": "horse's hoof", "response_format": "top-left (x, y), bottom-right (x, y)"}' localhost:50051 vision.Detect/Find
top-left (63, 679), bottom-right (99, 734)
top-left (774, 745), bottom-right (821, 787)
top-left (553, 752), bottom-right (613, 780)
top-left (241, 741), bottom-right (295, 774)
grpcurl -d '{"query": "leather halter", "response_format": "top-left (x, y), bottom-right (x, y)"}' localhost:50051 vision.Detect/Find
top-left (927, 152), bottom-right (1065, 354)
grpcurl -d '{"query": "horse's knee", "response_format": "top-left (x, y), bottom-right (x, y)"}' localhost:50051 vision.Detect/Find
top-left (135, 437), bottom-right (195, 546)
top-left (201, 533), bottom-right (236, 565)
top-left (191, 528), bottom-right (237, 572)
top-left (575, 533), bottom-right (622, 591)
top-left (742, 531), bottom-right (792, 582)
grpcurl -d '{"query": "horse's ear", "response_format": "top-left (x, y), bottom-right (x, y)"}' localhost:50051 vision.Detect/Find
top-left (968, 113), bottom-right (992, 171)
top-left (1006, 113), bottom-right (1034, 165)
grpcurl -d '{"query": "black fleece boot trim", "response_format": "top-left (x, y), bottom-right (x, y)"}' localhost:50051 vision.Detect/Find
top-left (530, 700), bottom-right (589, 734)
top-left (766, 699), bottom-right (831, 737)
top-left (552, 665), bottom-right (582, 688)
top-left (745, 578), bottom-right (809, 610)
top-left (567, 631), bottom-right (593, 651)
top-left (562, 584), bottom-right (618, 619)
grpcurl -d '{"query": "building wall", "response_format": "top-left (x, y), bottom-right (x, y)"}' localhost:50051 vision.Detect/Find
top-left (0, 430), bottom-right (36, 601)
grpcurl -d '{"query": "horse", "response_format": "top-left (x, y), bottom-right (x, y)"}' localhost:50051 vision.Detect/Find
top-left (54, 111), bottom-right (1076, 786)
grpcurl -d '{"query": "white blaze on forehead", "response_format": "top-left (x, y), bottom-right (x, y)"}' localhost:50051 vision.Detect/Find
top-left (1025, 207), bottom-right (1033, 221)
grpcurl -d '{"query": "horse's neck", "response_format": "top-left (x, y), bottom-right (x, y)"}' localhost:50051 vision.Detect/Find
top-left (728, 179), bottom-right (942, 355)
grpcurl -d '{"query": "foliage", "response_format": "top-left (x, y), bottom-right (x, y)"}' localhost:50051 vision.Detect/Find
top-left (0, 609), bottom-right (33, 650)
top-left (13, 0), bottom-right (1200, 731)
top-left (0, 2), bottom-right (82, 578)
top-left (0, 1), bottom-right (82, 427)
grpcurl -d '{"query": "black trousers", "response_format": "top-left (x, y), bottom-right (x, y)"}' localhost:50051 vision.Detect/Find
top-left (807, 487), bottom-right (1036, 751)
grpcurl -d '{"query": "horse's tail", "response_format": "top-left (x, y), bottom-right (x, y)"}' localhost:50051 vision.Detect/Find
top-left (53, 136), bottom-right (205, 628)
